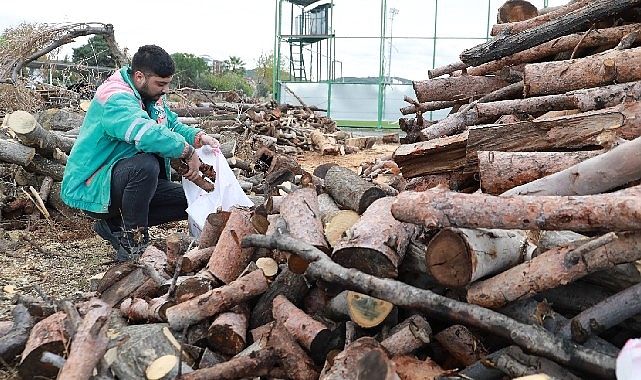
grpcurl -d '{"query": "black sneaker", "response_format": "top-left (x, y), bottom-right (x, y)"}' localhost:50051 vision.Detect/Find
top-left (93, 219), bottom-right (123, 250)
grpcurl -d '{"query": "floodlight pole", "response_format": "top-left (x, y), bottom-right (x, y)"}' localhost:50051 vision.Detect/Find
top-left (387, 7), bottom-right (399, 83)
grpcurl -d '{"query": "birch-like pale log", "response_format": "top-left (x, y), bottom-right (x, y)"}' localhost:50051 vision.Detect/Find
top-left (503, 134), bottom-right (641, 196)
top-left (466, 232), bottom-right (641, 309)
top-left (425, 227), bottom-right (537, 288)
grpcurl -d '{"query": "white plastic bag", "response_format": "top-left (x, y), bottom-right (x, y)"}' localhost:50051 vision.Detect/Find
top-left (183, 145), bottom-right (254, 238)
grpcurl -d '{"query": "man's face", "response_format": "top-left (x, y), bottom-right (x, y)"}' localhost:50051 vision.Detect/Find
top-left (133, 70), bottom-right (172, 101)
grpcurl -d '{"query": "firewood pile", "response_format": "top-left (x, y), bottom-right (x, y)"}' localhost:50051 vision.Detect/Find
top-left (4, 1), bottom-right (641, 379)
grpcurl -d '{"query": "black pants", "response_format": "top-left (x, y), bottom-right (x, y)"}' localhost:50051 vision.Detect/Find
top-left (86, 153), bottom-right (188, 231)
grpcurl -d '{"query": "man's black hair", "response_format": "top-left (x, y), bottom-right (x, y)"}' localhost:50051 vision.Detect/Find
top-left (131, 45), bottom-right (176, 77)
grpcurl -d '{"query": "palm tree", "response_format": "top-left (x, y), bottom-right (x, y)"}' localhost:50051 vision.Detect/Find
top-left (223, 56), bottom-right (246, 76)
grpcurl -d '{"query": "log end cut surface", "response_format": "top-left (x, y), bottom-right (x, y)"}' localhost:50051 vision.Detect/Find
top-left (426, 229), bottom-right (472, 287)
top-left (332, 247), bottom-right (397, 278)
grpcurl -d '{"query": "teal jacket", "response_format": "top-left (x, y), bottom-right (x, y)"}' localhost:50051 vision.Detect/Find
top-left (61, 67), bottom-right (201, 213)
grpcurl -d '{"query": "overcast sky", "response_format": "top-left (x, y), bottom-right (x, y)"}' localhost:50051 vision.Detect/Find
top-left (1, 0), bottom-right (568, 80)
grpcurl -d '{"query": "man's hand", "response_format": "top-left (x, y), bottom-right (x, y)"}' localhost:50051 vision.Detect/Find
top-left (200, 134), bottom-right (220, 149)
top-left (183, 150), bottom-right (202, 182)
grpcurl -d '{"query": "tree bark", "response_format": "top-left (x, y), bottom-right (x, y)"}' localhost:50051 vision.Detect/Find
top-left (280, 187), bottom-right (329, 253)
top-left (413, 75), bottom-right (511, 103)
top-left (57, 298), bottom-right (111, 380)
top-left (421, 80), bottom-right (641, 140)
top-left (524, 46), bottom-right (641, 97)
top-left (206, 206), bottom-right (256, 284)
top-left (0, 139), bottom-right (36, 166)
top-left (466, 232), bottom-right (641, 309)
top-left (425, 227), bottom-right (536, 288)
top-left (503, 134), bottom-right (641, 196)
top-left (332, 196), bottom-right (418, 278)
top-left (460, 0), bottom-right (641, 66)
top-left (393, 131), bottom-right (469, 178)
top-left (391, 186), bottom-right (641, 232)
top-left (166, 269), bottom-right (268, 330)
top-left (324, 165), bottom-right (387, 214)
top-left (272, 294), bottom-right (332, 361)
top-left (478, 150), bottom-right (601, 195)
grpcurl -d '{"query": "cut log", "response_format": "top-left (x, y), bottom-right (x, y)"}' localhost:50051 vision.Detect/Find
top-left (332, 196), bottom-right (418, 278)
top-left (391, 185), bottom-right (641, 232)
top-left (466, 231), bottom-right (641, 308)
top-left (165, 232), bottom-right (193, 275)
top-left (319, 336), bottom-right (389, 380)
top-left (310, 129), bottom-right (341, 155)
top-left (524, 46), bottom-right (641, 97)
top-left (57, 298), bottom-right (111, 380)
top-left (0, 139), bottom-right (36, 166)
top-left (324, 165), bottom-right (387, 214)
top-left (145, 354), bottom-right (193, 379)
top-left (492, 345), bottom-right (583, 380)
top-left (323, 209), bottom-right (360, 248)
top-left (19, 311), bottom-right (69, 380)
top-left (497, 1), bottom-right (538, 23)
top-left (560, 281), bottom-right (641, 343)
top-left (249, 265), bottom-right (309, 329)
top-left (97, 261), bottom-right (153, 307)
top-left (267, 321), bottom-right (319, 380)
top-left (0, 304), bottom-right (33, 363)
top-left (500, 298), bottom-right (621, 357)
top-left (107, 323), bottom-right (194, 379)
top-left (413, 75), bottom-right (511, 103)
top-left (434, 324), bottom-right (489, 367)
top-left (460, 0), bottom-right (641, 66)
top-left (478, 150), bottom-right (601, 194)
top-left (280, 187), bottom-right (329, 254)
top-left (272, 294), bottom-right (332, 361)
top-left (166, 269), bottom-right (268, 330)
top-left (355, 348), bottom-right (399, 380)
top-left (425, 227), bottom-right (536, 288)
top-left (380, 314), bottom-right (432, 356)
top-left (392, 354), bottom-right (446, 379)
top-left (181, 246), bottom-right (215, 275)
top-left (393, 131), bottom-right (469, 178)
top-left (346, 291), bottom-right (394, 329)
top-left (4, 110), bottom-right (75, 157)
top-left (207, 303), bottom-right (250, 355)
top-left (502, 134), bottom-right (641, 196)
top-left (206, 206), bottom-right (256, 284)
top-left (175, 347), bottom-right (279, 380)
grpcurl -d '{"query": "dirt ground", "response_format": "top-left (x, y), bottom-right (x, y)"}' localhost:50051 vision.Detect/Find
top-left (0, 141), bottom-right (398, 379)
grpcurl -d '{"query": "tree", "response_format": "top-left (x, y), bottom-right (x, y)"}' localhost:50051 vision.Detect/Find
top-left (72, 35), bottom-right (118, 68)
top-left (207, 72), bottom-right (253, 97)
top-left (254, 51), bottom-right (290, 98)
top-left (223, 56), bottom-right (246, 76)
top-left (171, 53), bottom-right (210, 89)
